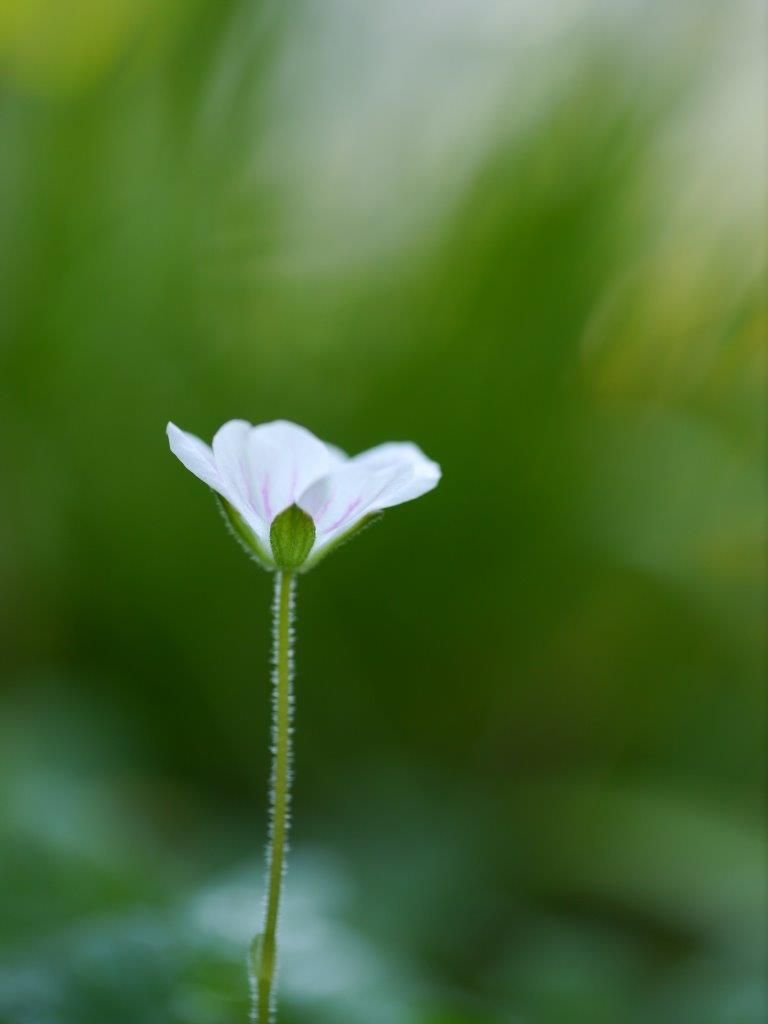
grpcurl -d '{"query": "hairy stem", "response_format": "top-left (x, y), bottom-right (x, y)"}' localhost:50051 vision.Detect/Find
top-left (253, 570), bottom-right (295, 1022)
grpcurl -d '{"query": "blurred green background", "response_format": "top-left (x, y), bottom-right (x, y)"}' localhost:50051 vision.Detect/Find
top-left (0, 1), bottom-right (765, 1022)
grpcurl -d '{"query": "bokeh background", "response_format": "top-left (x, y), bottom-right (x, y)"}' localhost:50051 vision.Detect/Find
top-left (1, 1), bottom-right (765, 1022)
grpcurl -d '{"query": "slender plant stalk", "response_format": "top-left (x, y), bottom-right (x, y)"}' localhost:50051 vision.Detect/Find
top-left (253, 569), bottom-right (295, 1022)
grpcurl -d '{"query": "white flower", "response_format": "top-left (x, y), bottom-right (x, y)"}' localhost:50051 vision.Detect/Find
top-left (167, 419), bottom-right (441, 570)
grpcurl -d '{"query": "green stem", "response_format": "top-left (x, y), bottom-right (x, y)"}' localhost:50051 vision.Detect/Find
top-left (254, 570), bottom-right (295, 1022)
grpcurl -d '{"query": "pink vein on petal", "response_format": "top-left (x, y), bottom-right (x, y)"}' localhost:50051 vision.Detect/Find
top-left (312, 493), bottom-right (335, 524)
top-left (324, 497), bottom-right (362, 534)
top-left (240, 455), bottom-right (257, 514)
top-left (261, 474), bottom-right (273, 522)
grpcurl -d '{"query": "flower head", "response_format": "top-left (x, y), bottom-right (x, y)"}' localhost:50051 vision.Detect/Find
top-left (167, 419), bottom-right (441, 570)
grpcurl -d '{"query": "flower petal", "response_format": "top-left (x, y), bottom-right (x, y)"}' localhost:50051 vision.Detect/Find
top-left (299, 440), bottom-right (441, 548)
top-left (298, 463), bottom-right (405, 541)
top-left (245, 420), bottom-right (337, 522)
top-left (210, 419), bottom-right (273, 546)
top-left (352, 441), bottom-right (437, 473)
top-left (212, 419), bottom-right (255, 510)
top-left (326, 442), bottom-right (350, 465)
top-left (351, 441), bottom-right (442, 508)
top-left (167, 422), bottom-right (220, 490)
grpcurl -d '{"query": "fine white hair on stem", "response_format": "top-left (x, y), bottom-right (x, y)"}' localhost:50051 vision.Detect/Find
top-left (250, 570), bottom-right (296, 1022)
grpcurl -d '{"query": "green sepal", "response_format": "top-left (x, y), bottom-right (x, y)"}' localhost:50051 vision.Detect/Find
top-left (215, 494), bottom-right (274, 569)
top-left (270, 504), bottom-right (316, 569)
top-left (300, 510), bottom-right (384, 573)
